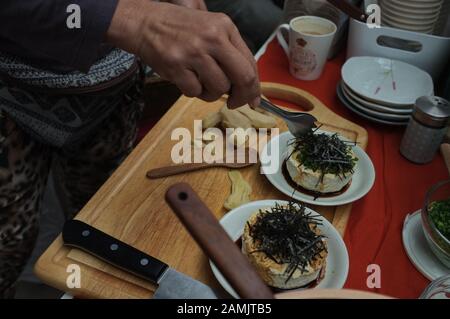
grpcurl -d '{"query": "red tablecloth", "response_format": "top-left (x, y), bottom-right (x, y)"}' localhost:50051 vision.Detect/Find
top-left (258, 39), bottom-right (448, 298)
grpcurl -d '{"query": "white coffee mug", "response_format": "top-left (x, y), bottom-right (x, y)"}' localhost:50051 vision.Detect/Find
top-left (276, 16), bottom-right (337, 81)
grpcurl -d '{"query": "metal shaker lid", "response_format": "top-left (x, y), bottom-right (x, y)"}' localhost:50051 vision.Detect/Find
top-left (413, 96), bottom-right (450, 128)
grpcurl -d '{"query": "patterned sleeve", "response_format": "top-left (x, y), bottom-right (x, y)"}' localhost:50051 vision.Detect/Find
top-left (0, 0), bottom-right (119, 72)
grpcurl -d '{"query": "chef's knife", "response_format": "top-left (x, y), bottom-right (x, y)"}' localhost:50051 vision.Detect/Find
top-left (62, 219), bottom-right (219, 299)
top-left (165, 183), bottom-right (274, 299)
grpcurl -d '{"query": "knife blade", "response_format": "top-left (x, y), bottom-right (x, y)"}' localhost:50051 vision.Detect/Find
top-left (62, 219), bottom-right (219, 299)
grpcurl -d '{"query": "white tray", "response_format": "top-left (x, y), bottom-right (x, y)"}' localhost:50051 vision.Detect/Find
top-left (347, 18), bottom-right (450, 79)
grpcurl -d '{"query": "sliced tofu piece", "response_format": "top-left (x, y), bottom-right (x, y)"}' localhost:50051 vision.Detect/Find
top-left (236, 105), bottom-right (277, 129)
top-left (220, 106), bottom-right (252, 129)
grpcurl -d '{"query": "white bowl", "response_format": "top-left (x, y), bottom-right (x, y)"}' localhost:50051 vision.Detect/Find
top-left (402, 211), bottom-right (449, 280)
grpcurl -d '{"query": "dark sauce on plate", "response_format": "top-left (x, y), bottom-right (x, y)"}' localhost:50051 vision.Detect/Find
top-left (281, 160), bottom-right (351, 199)
top-left (235, 236), bottom-right (325, 291)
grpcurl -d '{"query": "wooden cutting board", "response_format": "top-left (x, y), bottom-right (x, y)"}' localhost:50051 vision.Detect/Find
top-left (35, 83), bottom-right (368, 298)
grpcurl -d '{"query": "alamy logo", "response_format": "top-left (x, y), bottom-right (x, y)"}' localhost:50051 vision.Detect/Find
top-left (66, 264), bottom-right (81, 289)
top-left (366, 4), bottom-right (381, 29)
top-left (366, 264), bottom-right (381, 289)
top-left (66, 4), bottom-right (81, 29)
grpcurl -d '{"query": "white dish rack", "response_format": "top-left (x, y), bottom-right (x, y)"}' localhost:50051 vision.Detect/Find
top-left (347, 18), bottom-right (450, 79)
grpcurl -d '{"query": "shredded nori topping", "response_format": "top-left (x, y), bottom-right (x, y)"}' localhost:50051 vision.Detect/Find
top-left (248, 202), bottom-right (327, 283)
top-left (288, 129), bottom-right (358, 180)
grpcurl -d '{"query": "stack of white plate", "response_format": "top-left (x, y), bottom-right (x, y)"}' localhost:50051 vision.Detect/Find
top-left (338, 56), bottom-right (434, 126)
top-left (379, 0), bottom-right (443, 34)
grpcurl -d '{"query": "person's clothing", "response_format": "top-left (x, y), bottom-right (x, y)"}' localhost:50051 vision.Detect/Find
top-left (0, 0), bottom-right (147, 299)
top-left (0, 55), bottom-right (142, 299)
top-left (0, 0), bottom-right (282, 72)
top-left (0, 0), bottom-right (144, 298)
top-left (0, 81), bottom-right (143, 298)
top-left (0, 0), bottom-right (119, 72)
top-left (0, 0), bottom-right (282, 299)
top-left (272, 0), bottom-right (285, 8)
top-left (206, 0), bottom-right (283, 53)
top-left (0, 49), bottom-right (135, 89)
top-left (0, 50), bottom-right (139, 147)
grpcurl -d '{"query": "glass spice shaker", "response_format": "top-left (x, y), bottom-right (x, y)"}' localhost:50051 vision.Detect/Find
top-left (400, 96), bottom-right (450, 164)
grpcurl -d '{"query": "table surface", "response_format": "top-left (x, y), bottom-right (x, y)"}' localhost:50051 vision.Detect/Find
top-left (257, 39), bottom-right (448, 298)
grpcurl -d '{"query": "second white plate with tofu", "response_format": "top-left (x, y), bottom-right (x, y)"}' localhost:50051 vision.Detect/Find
top-left (260, 131), bottom-right (375, 206)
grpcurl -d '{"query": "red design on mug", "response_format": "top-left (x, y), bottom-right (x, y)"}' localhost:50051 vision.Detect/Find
top-left (290, 46), bottom-right (317, 77)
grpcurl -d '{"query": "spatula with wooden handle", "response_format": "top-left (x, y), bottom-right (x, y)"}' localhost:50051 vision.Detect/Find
top-left (165, 182), bottom-right (274, 299)
top-left (147, 162), bottom-right (253, 179)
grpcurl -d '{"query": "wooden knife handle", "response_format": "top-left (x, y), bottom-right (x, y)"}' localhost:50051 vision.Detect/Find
top-left (441, 143), bottom-right (450, 176)
top-left (147, 163), bottom-right (215, 179)
top-left (165, 183), bottom-right (274, 299)
top-left (326, 0), bottom-right (368, 23)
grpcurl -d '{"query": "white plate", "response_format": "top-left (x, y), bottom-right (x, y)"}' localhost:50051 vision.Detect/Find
top-left (381, 8), bottom-right (439, 25)
top-left (389, 0), bottom-right (443, 10)
top-left (210, 200), bottom-right (349, 298)
top-left (381, 0), bottom-right (441, 17)
top-left (342, 57), bottom-right (434, 106)
top-left (259, 131), bottom-right (375, 206)
top-left (337, 83), bottom-right (410, 126)
top-left (341, 83), bottom-right (412, 121)
top-left (402, 210), bottom-right (449, 280)
top-left (342, 82), bottom-right (413, 114)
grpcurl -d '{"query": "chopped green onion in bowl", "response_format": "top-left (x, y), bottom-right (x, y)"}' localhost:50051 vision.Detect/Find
top-left (429, 198), bottom-right (450, 241)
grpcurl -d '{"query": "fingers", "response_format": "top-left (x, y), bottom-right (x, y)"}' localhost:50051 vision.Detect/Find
top-left (171, 69), bottom-right (203, 98)
top-left (193, 55), bottom-right (231, 102)
top-left (228, 25), bottom-right (261, 108)
top-left (197, 0), bottom-right (208, 11)
top-left (208, 15), bottom-right (260, 108)
top-left (212, 43), bottom-right (260, 108)
top-left (228, 24), bottom-right (256, 69)
top-left (175, 0), bottom-right (207, 10)
top-left (144, 9), bottom-right (259, 107)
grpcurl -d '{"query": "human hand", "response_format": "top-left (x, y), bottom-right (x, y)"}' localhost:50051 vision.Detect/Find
top-left (162, 0), bottom-right (208, 11)
top-left (107, 0), bottom-right (260, 108)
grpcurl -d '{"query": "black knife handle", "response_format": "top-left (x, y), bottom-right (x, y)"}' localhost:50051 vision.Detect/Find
top-left (62, 219), bottom-right (168, 285)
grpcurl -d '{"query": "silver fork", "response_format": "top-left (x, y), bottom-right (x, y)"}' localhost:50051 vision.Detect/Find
top-left (259, 98), bottom-right (317, 137)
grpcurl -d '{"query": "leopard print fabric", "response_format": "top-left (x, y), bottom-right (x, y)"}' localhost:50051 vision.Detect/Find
top-left (0, 113), bottom-right (51, 298)
top-left (0, 81), bottom-right (143, 298)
